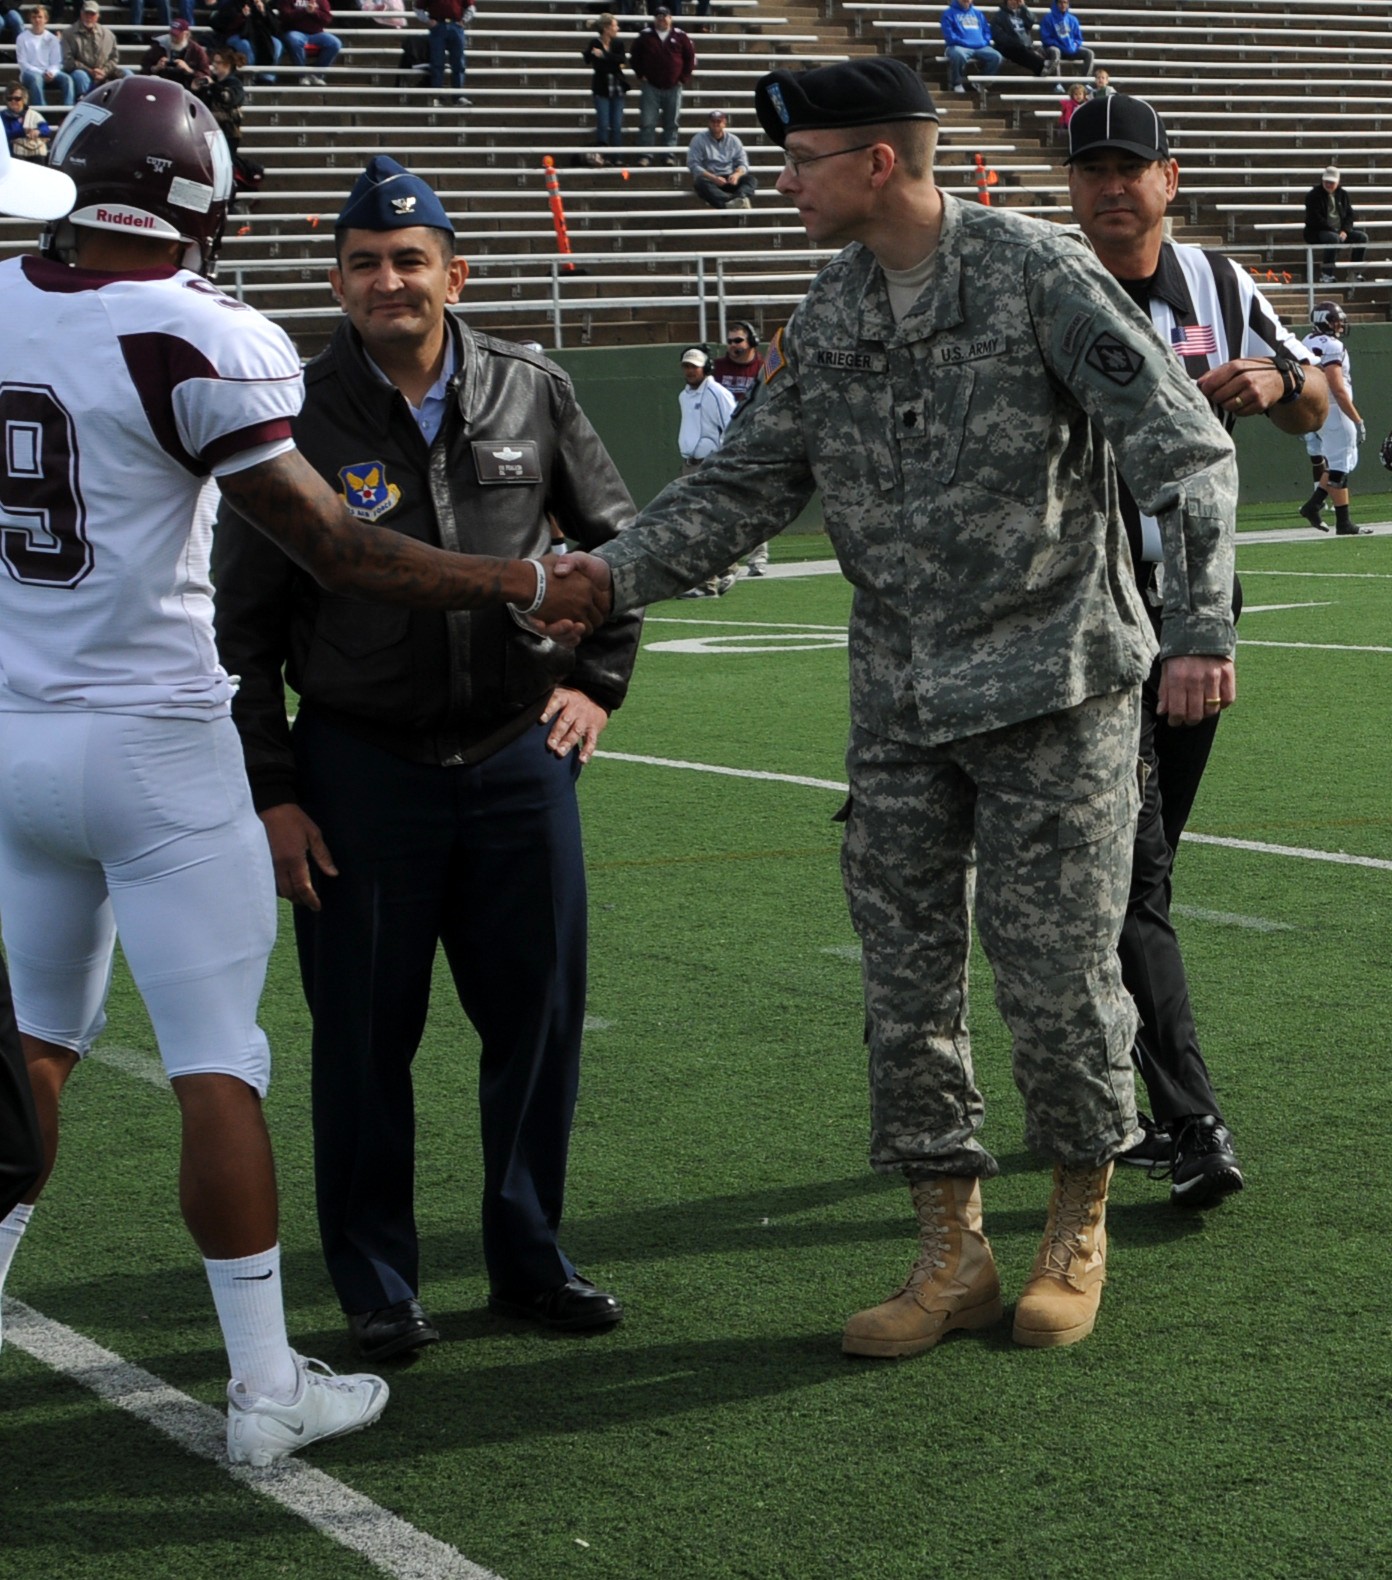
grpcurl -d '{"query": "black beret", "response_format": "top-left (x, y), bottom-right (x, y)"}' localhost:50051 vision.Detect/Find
top-left (754, 57), bottom-right (938, 148)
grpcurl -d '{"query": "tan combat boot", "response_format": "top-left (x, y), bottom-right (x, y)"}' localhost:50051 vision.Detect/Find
top-left (842, 1176), bottom-right (1003, 1358)
top-left (1012, 1161), bottom-right (1113, 1349)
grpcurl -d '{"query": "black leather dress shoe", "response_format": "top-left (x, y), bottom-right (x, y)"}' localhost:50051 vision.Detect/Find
top-left (347, 1298), bottom-right (440, 1361)
top-left (488, 1276), bottom-right (624, 1332)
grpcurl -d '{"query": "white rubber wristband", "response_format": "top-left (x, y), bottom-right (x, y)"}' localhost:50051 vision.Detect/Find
top-left (514, 557), bottom-right (546, 616)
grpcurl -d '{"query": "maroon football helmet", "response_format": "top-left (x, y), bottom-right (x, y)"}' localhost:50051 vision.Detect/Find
top-left (1310, 300), bottom-right (1349, 339)
top-left (43, 77), bottom-right (234, 277)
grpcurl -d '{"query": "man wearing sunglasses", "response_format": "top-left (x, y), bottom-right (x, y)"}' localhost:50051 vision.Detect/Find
top-left (713, 321), bottom-right (769, 575)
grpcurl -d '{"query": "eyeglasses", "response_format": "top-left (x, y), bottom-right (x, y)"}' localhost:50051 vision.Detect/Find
top-left (727, 336), bottom-right (748, 345)
top-left (7, 95), bottom-right (24, 102)
top-left (781, 141), bottom-right (880, 178)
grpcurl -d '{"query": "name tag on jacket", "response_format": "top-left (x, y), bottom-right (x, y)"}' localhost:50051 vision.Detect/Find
top-left (472, 440), bottom-right (542, 484)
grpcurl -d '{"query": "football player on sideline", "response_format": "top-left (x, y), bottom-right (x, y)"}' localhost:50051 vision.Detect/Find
top-left (1298, 300), bottom-right (1371, 536)
top-left (0, 78), bottom-right (601, 1468)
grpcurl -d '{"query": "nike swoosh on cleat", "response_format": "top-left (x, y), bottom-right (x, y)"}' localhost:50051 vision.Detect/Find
top-left (234, 1270), bottom-right (275, 1281)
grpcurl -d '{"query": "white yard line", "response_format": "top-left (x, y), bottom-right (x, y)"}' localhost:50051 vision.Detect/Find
top-left (1239, 639), bottom-right (1392, 654)
top-left (2, 1300), bottom-right (500, 1580)
top-left (594, 751), bottom-right (1391, 873)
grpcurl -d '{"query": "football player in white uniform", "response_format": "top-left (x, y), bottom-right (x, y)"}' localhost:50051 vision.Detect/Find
top-left (0, 130), bottom-right (73, 1230)
top-left (1299, 301), bottom-right (1371, 536)
top-left (0, 77), bottom-right (604, 1466)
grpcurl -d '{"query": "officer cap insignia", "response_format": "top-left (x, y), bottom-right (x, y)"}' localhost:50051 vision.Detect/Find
top-left (1085, 331), bottom-right (1144, 386)
top-left (754, 58), bottom-right (938, 148)
top-left (336, 155), bottom-right (454, 237)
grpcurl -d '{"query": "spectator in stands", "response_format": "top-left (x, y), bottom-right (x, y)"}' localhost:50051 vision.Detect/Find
top-left (3, 82), bottom-right (53, 153)
top-left (941, 0), bottom-right (1001, 95)
top-left (195, 44), bottom-right (246, 151)
top-left (277, 0), bottom-right (341, 85)
top-left (129, 0), bottom-right (173, 34)
top-left (584, 13), bottom-right (628, 157)
top-left (141, 18), bottom-right (210, 87)
top-left (212, 0), bottom-right (283, 77)
top-left (1058, 80), bottom-right (1086, 127)
top-left (358, 0), bottom-right (406, 23)
top-left (1040, 0), bottom-right (1093, 85)
top-left (687, 107), bottom-right (756, 210)
top-left (1302, 166), bottom-right (1368, 284)
top-left (63, 2), bottom-right (124, 96)
top-left (630, 5), bottom-right (694, 163)
top-left (1089, 65), bottom-right (1112, 97)
top-left (990, 0), bottom-right (1055, 85)
top-left (424, 0), bottom-right (473, 106)
top-left (2, 10), bottom-right (25, 48)
top-left (17, 7), bottom-right (74, 107)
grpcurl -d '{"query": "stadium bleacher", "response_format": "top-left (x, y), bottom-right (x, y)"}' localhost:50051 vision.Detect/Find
top-left (1, 0), bottom-right (1387, 346)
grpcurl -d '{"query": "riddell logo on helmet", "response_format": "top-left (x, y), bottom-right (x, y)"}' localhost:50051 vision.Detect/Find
top-left (95, 207), bottom-right (157, 229)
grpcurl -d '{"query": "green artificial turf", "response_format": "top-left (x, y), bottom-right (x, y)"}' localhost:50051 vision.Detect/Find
top-left (2, 539), bottom-right (1389, 1580)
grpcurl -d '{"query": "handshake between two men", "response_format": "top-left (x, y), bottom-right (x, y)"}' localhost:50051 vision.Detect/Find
top-left (531, 550), bottom-right (617, 642)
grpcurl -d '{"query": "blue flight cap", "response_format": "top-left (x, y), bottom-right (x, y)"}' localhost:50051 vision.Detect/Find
top-left (335, 156), bottom-right (454, 236)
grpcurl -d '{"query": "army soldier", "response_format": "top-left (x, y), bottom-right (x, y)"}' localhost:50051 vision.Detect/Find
top-left (558, 56), bottom-right (1238, 1355)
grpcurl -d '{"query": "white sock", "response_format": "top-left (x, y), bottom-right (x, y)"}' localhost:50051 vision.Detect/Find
top-left (204, 1244), bottom-right (299, 1404)
top-left (0, 1203), bottom-right (34, 1354)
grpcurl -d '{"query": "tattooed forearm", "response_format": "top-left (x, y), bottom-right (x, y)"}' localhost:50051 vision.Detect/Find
top-left (218, 450), bottom-right (530, 610)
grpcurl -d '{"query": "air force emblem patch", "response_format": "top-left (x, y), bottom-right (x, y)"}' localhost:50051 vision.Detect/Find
top-left (338, 462), bottom-right (402, 521)
top-left (1085, 332), bottom-right (1144, 386)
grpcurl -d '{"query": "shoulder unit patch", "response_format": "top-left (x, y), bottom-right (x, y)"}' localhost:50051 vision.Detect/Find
top-left (1084, 332), bottom-right (1144, 387)
top-left (338, 461), bottom-right (401, 521)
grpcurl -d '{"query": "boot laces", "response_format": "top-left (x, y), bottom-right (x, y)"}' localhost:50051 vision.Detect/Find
top-left (906, 1178), bottom-right (951, 1279)
top-left (1041, 1171), bottom-right (1101, 1276)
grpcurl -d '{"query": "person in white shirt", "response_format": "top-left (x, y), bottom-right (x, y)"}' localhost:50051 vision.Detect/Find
top-left (16, 6), bottom-right (74, 107)
top-left (676, 345), bottom-right (738, 596)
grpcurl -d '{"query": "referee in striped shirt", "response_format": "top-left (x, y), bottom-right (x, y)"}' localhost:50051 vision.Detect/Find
top-left (1066, 94), bottom-right (1328, 1209)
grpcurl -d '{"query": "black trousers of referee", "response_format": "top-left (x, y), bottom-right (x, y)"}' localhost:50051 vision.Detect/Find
top-left (0, 950), bottom-right (43, 1220)
top-left (1116, 580), bottom-right (1241, 1128)
top-left (291, 708), bottom-right (588, 1316)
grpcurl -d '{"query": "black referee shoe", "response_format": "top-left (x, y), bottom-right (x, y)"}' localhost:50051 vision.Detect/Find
top-left (1169, 1116), bottom-right (1244, 1210)
top-left (1116, 1113), bottom-right (1173, 1170)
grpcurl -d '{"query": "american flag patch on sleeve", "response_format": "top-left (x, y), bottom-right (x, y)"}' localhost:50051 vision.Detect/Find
top-left (763, 326), bottom-right (787, 382)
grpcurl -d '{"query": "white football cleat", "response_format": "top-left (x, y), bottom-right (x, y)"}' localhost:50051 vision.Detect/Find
top-left (226, 1354), bottom-right (389, 1468)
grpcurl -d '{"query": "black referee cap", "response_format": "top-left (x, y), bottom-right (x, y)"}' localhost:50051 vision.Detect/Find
top-left (1065, 94), bottom-right (1170, 163)
top-left (754, 58), bottom-right (938, 148)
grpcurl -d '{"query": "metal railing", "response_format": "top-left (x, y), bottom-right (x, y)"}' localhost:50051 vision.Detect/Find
top-left (224, 247), bottom-right (841, 348)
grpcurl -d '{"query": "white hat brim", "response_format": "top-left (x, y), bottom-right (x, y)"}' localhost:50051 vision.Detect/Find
top-left (0, 137), bottom-right (77, 222)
